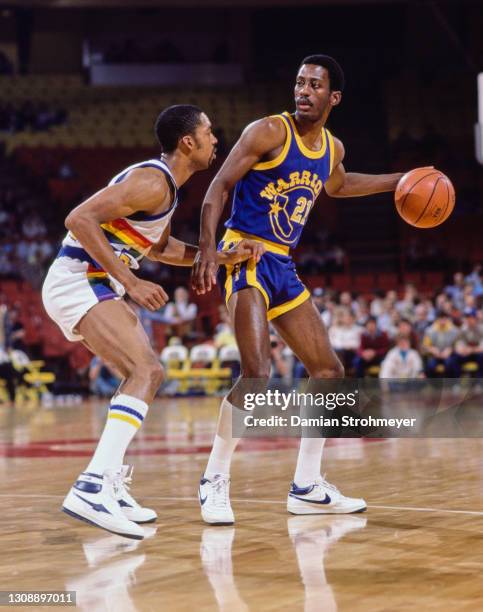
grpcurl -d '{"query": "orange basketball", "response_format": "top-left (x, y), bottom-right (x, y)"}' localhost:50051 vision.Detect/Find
top-left (395, 168), bottom-right (455, 228)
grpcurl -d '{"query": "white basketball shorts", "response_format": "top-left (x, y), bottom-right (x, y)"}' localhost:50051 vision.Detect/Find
top-left (42, 255), bottom-right (125, 342)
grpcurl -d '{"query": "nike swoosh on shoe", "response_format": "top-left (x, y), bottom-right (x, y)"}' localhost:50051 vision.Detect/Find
top-left (289, 493), bottom-right (331, 505)
top-left (74, 493), bottom-right (112, 514)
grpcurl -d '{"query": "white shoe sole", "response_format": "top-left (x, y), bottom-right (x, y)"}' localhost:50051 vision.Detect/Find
top-left (201, 509), bottom-right (235, 526)
top-left (121, 508), bottom-right (158, 524)
top-left (287, 496), bottom-right (367, 515)
top-left (62, 494), bottom-right (144, 540)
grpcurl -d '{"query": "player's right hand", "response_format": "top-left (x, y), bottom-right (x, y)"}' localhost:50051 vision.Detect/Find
top-left (125, 277), bottom-right (169, 311)
top-left (192, 245), bottom-right (218, 295)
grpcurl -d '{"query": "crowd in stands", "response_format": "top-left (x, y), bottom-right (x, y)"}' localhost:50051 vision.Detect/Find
top-left (310, 269), bottom-right (483, 379)
top-left (89, 268), bottom-right (483, 397)
top-left (0, 102), bottom-right (67, 134)
top-left (1, 265), bottom-right (482, 402)
top-left (0, 297), bottom-right (31, 405)
top-left (0, 155), bottom-right (63, 287)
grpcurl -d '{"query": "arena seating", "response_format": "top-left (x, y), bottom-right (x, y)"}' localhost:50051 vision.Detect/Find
top-left (0, 74), bottom-right (288, 151)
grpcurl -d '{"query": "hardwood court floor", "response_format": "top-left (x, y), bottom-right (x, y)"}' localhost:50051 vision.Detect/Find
top-left (1, 397), bottom-right (483, 611)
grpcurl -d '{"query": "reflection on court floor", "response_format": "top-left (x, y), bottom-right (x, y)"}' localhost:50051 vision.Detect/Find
top-left (1, 397), bottom-right (483, 611)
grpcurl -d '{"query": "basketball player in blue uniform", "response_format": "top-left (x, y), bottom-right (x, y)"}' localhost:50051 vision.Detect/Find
top-left (193, 55), bottom-right (407, 524)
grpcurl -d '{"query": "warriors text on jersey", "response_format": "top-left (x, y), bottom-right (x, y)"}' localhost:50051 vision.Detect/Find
top-left (226, 111), bottom-right (334, 248)
top-left (218, 112), bottom-right (335, 320)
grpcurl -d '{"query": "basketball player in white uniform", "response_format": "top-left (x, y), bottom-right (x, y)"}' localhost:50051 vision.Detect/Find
top-left (42, 105), bottom-right (264, 539)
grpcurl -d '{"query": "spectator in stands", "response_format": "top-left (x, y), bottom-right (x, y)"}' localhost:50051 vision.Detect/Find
top-left (453, 309), bottom-right (483, 377)
top-left (329, 308), bottom-right (362, 371)
top-left (214, 305), bottom-right (235, 348)
top-left (379, 334), bottom-right (424, 379)
top-left (22, 214), bottom-right (46, 240)
top-left (354, 297), bottom-right (370, 326)
top-left (396, 283), bottom-right (419, 319)
top-left (368, 293), bottom-right (384, 322)
top-left (397, 318), bottom-right (419, 349)
top-left (270, 334), bottom-right (293, 384)
top-left (164, 286), bottom-right (198, 338)
top-left (0, 346), bottom-right (23, 406)
top-left (89, 356), bottom-right (120, 398)
top-left (312, 287), bottom-right (325, 313)
top-left (422, 311), bottom-right (459, 377)
top-left (378, 307), bottom-right (401, 340)
top-left (321, 298), bottom-right (336, 328)
top-left (462, 287), bottom-right (478, 313)
top-left (5, 308), bottom-right (25, 351)
top-left (466, 265), bottom-right (483, 296)
top-left (353, 317), bottom-right (390, 377)
top-left (338, 291), bottom-right (354, 312)
top-left (445, 272), bottom-right (466, 311)
top-left (413, 304), bottom-right (431, 345)
top-left (385, 290), bottom-right (398, 307)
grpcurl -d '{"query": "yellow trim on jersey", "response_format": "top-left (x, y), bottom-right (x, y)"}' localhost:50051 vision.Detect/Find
top-left (222, 228), bottom-right (290, 256)
top-left (267, 288), bottom-right (311, 321)
top-left (252, 114), bottom-right (292, 171)
top-left (224, 263), bottom-right (234, 303)
top-left (246, 260), bottom-right (270, 308)
top-left (326, 128), bottom-right (335, 175)
top-left (285, 113), bottom-right (327, 159)
top-left (108, 413), bottom-right (141, 429)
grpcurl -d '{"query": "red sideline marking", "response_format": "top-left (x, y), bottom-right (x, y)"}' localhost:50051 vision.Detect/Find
top-left (0, 437), bottom-right (381, 458)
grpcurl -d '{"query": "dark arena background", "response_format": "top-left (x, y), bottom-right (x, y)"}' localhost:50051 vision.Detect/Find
top-left (0, 0), bottom-right (483, 610)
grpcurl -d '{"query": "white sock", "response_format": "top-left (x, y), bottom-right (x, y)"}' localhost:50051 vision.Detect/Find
top-left (205, 397), bottom-right (242, 479)
top-left (85, 393), bottom-right (149, 476)
top-left (293, 437), bottom-right (326, 487)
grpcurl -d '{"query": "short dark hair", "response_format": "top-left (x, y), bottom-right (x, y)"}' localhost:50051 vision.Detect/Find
top-left (300, 54), bottom-right (345, 92)
top-left (154, 104), bottom-right (203, 153)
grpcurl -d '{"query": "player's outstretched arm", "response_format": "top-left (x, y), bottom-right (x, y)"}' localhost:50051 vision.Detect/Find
top-left (148, 226), bottom-right (199, 267)
top-left (65, 168), bottom-right (170, 311)
top-left (325, 137), bottom-right (404, 198)
top-left (150, 231), bottom-right (266, 267)
top-left (192, 117), bottom-right (286, 294)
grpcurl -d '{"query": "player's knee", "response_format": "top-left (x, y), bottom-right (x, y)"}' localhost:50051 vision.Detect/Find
top-left (241, 362), bottom-right (271, 379)
top-left (309, 359), bottom-right (345, 379)
top-left (131, 358), bottom-right (165, 389)
top-left (146, 361), bottom-right (165, 388)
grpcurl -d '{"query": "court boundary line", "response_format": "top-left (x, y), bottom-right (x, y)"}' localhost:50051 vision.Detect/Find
top-left (1, 494), bottom-right (483, 516)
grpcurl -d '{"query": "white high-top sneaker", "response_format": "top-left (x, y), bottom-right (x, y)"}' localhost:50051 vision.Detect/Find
top-left (62, 471), bottom-right (144, 539)
top-left (113, 466), bottom-right (157, 524)
top-left (287, 475), bottom-right (367, 515)
top-left (199, 474), bottom-right (235, 525)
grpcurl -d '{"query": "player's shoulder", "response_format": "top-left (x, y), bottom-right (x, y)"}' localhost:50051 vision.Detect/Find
top-left (117, 165), bottom-right (170, 194)
top-left (331, 135), bottom-right (345, 165)
top-left (241, 115), bottom-right (287, 148)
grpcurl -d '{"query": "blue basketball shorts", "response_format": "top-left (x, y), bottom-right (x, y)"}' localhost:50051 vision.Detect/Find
top-left (217, 228), bottom-right (310, 321)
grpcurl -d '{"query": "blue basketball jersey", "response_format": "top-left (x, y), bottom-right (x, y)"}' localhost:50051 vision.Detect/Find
top-left (225, 112), bottom-right (335, 248)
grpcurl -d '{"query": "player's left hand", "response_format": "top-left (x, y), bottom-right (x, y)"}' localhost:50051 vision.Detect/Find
top-left (221, 239), bottom-right (266, 265)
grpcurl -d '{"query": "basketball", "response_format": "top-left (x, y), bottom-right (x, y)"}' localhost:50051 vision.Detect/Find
top-left (395, 168), bottom-right (455, 228)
